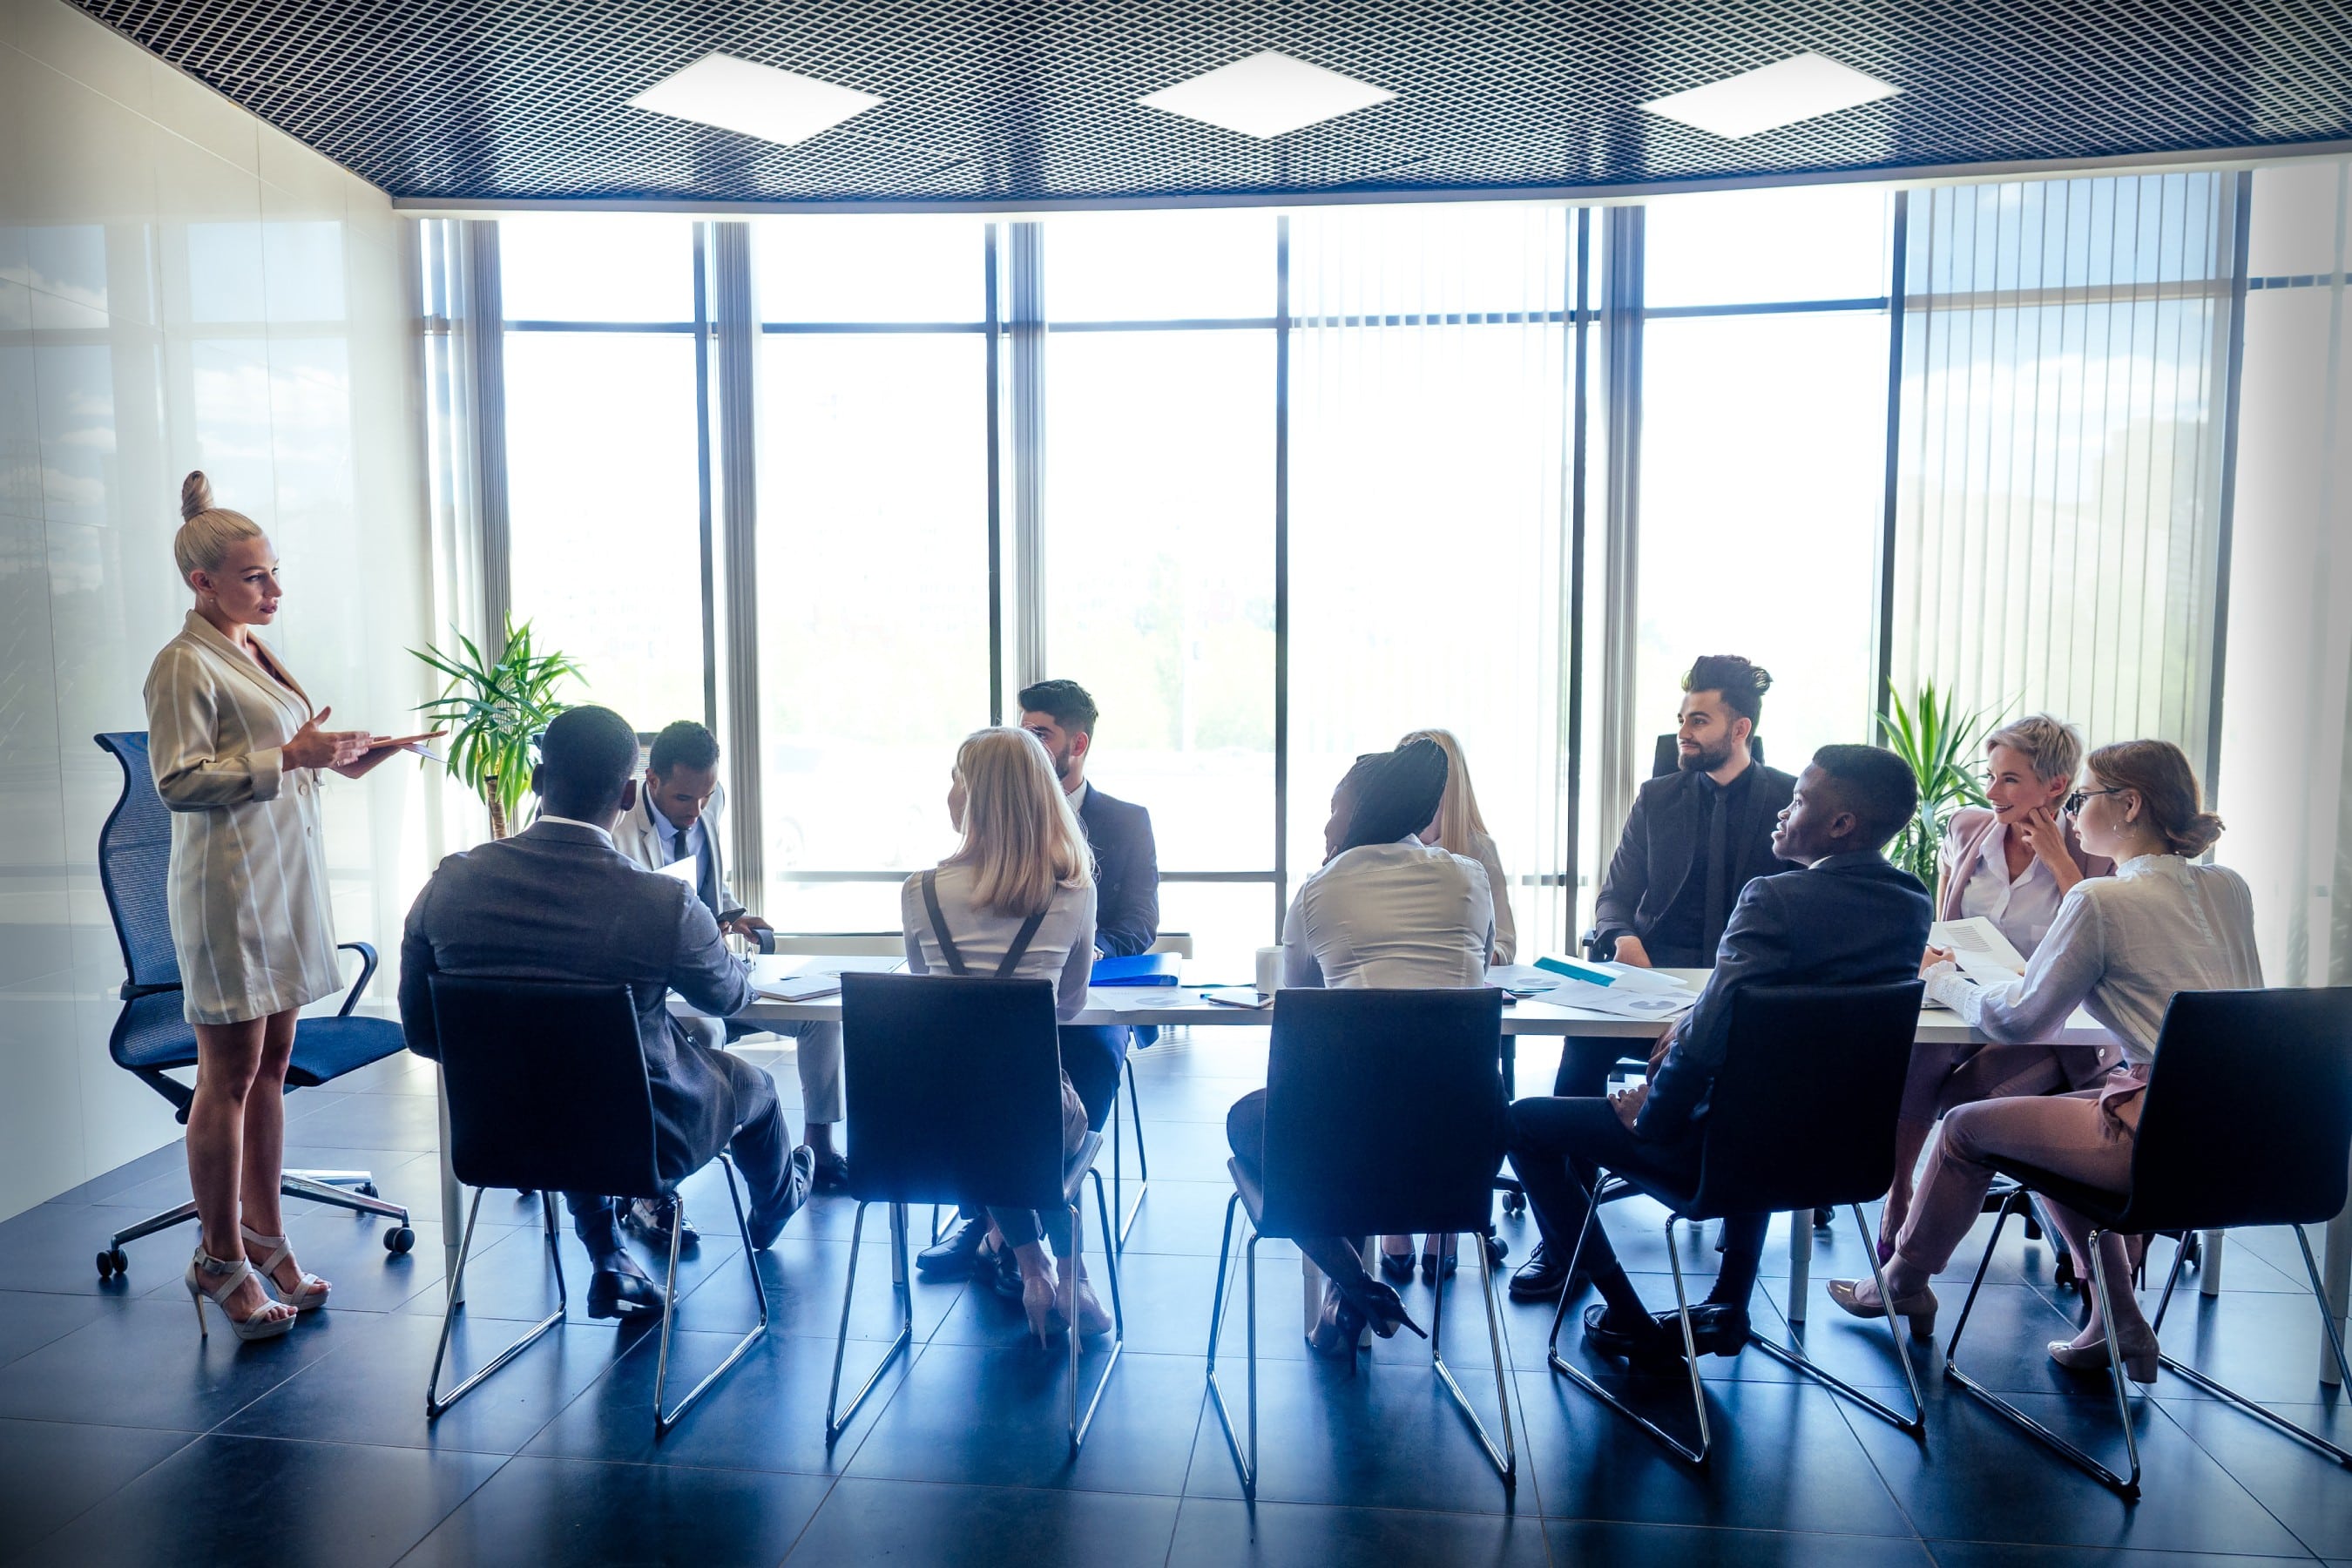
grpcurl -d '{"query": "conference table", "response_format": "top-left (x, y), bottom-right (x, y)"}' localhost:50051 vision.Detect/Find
top-left (429, 956), bottom-right (2346, 1378)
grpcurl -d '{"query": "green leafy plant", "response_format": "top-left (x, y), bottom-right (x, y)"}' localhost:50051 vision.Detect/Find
top-left (409, 619), bottom-right (580, 839)
top-left (1875, 682), bottom-right (2002, 886)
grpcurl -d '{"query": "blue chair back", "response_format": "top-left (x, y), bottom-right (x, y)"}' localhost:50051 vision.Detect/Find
top-left (94, 733), bottom-right (198, 1073)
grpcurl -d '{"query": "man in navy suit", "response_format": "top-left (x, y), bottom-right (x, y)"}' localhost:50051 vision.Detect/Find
top-left (916, 677), bottom-right (1161, 1281)
top-left (1505, 745), bottom-right (1931, 1365)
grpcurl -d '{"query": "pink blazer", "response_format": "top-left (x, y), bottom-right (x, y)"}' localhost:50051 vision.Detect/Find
top-left (1937, 806), bottom-right (2115, 922)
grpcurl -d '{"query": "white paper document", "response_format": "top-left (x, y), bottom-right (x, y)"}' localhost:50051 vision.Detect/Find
top-left (1538, 979), bottom-right (1700, 1021)
top-left (1929, 916), bottom-right (2029, 983)
top-left (654, 855), bottom-right (700, 884)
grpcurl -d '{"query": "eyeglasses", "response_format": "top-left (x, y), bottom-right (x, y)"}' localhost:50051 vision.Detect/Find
top-left (2062, 787), bottom-right (2124, 814)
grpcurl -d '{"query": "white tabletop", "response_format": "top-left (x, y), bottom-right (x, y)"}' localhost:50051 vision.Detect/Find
top-left (719, 957), bottom-right (2115, 1047)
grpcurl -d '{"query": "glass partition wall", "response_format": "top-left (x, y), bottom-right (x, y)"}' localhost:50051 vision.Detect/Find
top-left (459, 168), bottom-right (2261, 970)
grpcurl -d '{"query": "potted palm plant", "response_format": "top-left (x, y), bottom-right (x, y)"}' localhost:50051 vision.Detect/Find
top-left (1876, 682), bottom-right (2000, 887)
top-left (409, 619), bottom-right (580, 839)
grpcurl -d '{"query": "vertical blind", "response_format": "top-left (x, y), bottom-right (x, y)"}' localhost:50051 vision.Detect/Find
top-left (1286, 204), bottom-right (1578, 953)
top-left (1889, 172), bottom-right (2244, 765)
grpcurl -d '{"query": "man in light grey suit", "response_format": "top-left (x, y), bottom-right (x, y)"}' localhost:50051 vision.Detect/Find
top-left (399, 706), bottom-right (814, 1321)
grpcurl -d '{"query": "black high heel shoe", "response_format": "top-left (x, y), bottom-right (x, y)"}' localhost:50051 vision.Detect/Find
top-left (1420, 1248), bottom-right (1457, 1284)
top-left (1340, 1275), bottom-right (1428, 1342)
top-left (1378, 1247), bottom-right (1417, 1285)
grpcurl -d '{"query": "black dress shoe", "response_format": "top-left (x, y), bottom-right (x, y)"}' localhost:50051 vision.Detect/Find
top-left (585, 1256), bottom-right (665, 1321)
top-left (988, 1244), bottom-right (1026, 1301)
top-left (915, 1217), bottom-right (985, 1280)
top-left (1581, 1302), bottom-right (1686, 1372)
top-left (1378, 1248), bottom-right (1417, 1285)
top-left (1653, 1302), bottom-right (1750, 1357)
top-left (747, 1146), bottom-right (817, 1251)
top-left (809, 1150), bottom-right (851, 1194)
top-left (1509, 1240), bottom-right (1585, 1302)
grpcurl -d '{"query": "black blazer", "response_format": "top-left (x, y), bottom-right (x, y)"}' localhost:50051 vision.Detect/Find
top-left (1077, 782), bottom-right (1159, 959)
top-left (1592, 763), bottom-right (1798, 963)
top-left (397, 821), bottom-right (755, 1180)
top-left (1639, 850), bottom-right (1932, 1139)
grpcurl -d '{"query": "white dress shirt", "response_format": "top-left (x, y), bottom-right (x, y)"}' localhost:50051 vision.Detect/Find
top-left (1925, 855), bottom-right (2262, 1066)
top-left (1950, 821), bottom-right (2068, 956)
top-left (1283, 837), bottom-right (1494, 991)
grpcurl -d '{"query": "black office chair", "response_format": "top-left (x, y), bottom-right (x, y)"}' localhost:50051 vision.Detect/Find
top-left (826, 971), bottom-right (1124, 1453)
top-left (423, 975), bottom-right (768, 1436)
top-left (1944, 987), bottom-right (2352, 1498)
top-left (90, 732), bottom-right (413, 1279)
top-left (1206, 987), bottom-right (1517, 1497)
top-left (1544, 982), bottom-right (1927, 1465)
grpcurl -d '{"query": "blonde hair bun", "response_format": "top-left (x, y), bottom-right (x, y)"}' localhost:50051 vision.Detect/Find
top-left (179, 470), bottom-right (214, 522)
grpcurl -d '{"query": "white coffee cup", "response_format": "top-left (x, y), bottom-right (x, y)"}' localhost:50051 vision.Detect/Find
top-left (1254, 945), bottom-right (1284, 997)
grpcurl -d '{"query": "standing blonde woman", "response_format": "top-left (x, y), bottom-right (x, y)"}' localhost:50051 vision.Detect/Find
top-left (1400, 727), bottom-right (1516, 965)
top-left (146, 472), bottom-right (406, 1340)
top-left (902, 727), bottom-right (1109, 1342)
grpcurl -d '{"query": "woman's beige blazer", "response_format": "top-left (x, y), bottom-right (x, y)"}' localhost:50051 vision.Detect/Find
top-left (142, 610), bottom-right (342, 1026)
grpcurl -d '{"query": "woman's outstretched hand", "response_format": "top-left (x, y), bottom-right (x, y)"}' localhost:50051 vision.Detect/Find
top-left (283, 706), bottom-right (369, 771)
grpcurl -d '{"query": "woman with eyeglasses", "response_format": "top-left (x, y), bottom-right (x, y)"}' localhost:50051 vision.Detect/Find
top-left (1876, 715), bottom-right (2117, 1254)
top-left (1827, 740), bottom-right (2259, 1381)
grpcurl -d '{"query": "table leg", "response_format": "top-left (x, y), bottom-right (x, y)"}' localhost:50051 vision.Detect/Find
top-left (435, 1069), bottom-right (464, 1308)
top-left (1787, 1212), bottom-right (1811, 1325)
top-left (2199, 1229), bottom-right (2224, 1298)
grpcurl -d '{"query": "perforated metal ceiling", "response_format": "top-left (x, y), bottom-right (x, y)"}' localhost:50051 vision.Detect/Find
top-left (70, 0), bottom-right (2352, 206)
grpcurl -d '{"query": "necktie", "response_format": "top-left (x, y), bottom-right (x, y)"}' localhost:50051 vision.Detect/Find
top-left (672, 826), bottom-right (689, 862)
top-left (1701, 785), bottom-right (1731, 957)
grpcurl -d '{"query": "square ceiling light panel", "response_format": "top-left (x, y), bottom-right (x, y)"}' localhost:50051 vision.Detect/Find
top-left (1139, 50), bottom-right (1396, 139)
top-left (626, 53), bottom-right (882, 146)
top-left (1642, 51), bottom-right (1901, 139)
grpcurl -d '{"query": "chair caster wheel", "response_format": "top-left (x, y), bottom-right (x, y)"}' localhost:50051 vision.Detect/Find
top-left (96, 1247), bottom-right (128, 1279)
top-left (1502, 1192), bottom-right (1525, 1217)
top-left (1484, 1233), bottom-right (1509, 1267)
top-left (357, 1182), bottom-right (379, 1199)
top-left (2053, 1254), bottom-right (2078, 1292)
top-left (385, 1226), bottom-right (416, 1254)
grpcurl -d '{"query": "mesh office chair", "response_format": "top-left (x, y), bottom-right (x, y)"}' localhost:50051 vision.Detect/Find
top-left (91, 732), bottom-right (413, 1280)
top-left (1944, 986), bottom-right (2352, 1498)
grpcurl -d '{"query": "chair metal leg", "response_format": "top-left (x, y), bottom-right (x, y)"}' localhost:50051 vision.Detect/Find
top-left (1746, 1204), bottom-right (1927, 1436)
top-left (1112, 1056), bottom-right (1148, 1248)
top-left (1544, 1179), bottom-right (1711, 1464)
top-left (105, 1200), bottom-right (199, 1252)
top-left (652, 1156), bottom-right (769, 1438)
top-left (1430, 1230), bottom-right (1518, 1487)
top-left (281, 1170), bottom-right (410, 1225)
top-left (1067, 1168), bottom-right (1125, 1452)
top-left (428, 1189), bottom-right (566, 1418)
top-left (2144, 1224), bottom-right (2352, 1468)
top-left (827, 1200), bottom-right (913, 1443)
top-left (1202, 1193), bottom-right (1254, 1496)
top-left (1946, 1198), bottom-right (2143, 1497)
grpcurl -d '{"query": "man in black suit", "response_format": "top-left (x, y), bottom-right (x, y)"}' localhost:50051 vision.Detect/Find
top-left (398, 706), bottom-right (814, 1321)
top-left (916, 677), bottom-right (1161, 1281)
top-left (1505, 745), bottom-right (1932, 1363)
top-left (1512, 652), bottom-right (1797, 1300)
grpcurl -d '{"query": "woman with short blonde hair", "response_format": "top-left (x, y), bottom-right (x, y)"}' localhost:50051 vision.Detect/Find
top-left (902, 727), bottom-right (1107, 1341)
top-left (1399, 727), bottom-right (1516, 965)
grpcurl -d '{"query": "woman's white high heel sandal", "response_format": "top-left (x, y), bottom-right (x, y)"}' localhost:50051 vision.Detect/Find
top-left (240, 1224), bottom-right (330, 1311)
top-left (185, 1248), bottom-right (297, 1342)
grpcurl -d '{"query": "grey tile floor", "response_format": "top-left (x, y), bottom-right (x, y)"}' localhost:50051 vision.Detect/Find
top-left (0, 1031), bottom-right (2346, 1567)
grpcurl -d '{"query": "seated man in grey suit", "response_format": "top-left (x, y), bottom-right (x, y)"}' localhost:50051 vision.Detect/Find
top-left (398, 706), bottom-right (814, 1321)
top-left (1506, 745), bottom-right (1930, 1365)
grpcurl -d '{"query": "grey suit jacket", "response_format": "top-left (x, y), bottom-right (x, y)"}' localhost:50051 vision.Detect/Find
top-left (398, 819), bottom-right (756, 1179)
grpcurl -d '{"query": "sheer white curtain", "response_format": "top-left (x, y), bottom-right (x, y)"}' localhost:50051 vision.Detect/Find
top-left (1889, 172), bottom-right (2243, 761)
top-left (1288, 203), bottom-right (1578, 956)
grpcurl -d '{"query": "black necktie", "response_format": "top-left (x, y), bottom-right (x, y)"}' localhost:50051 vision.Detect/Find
top-left (1702, 784), bottom-right (1731, 957)
top-left (673, 826), bottom-right (689, 862)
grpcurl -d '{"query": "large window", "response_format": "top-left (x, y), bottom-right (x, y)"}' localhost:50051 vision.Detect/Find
top-left (458, 166), bottom-right (2274, 965)
top-left (753, 218), bottom-right (992, 932)
top-left (499, 217), bottom-right (705, 733)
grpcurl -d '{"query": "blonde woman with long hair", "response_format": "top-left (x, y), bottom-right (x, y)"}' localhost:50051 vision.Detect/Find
top-left (1400, 728), bottom-right (1516, 966)
top-left (901, 727), bottom-right (1110, 1340)
top-left (145, 472), bottom-right (411, 1341)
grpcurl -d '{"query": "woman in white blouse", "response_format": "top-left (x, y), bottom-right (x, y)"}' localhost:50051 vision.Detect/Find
top-left (1879, 714), bottom-right (2116, 1253)
top-left (902, 727), bottom-right (1106, 1342)
top-left (145, 473), bottom-right (403, 1342)
top-left (1828, 740), bottom-right (2259, 1380)
top-left (1400, 728), bottom-right (1517, 965)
